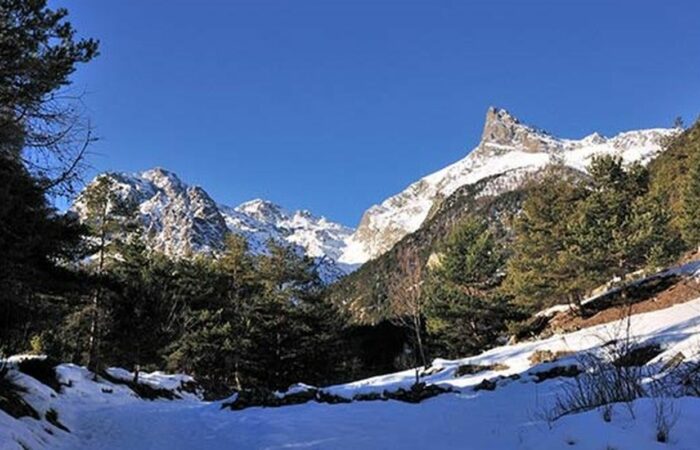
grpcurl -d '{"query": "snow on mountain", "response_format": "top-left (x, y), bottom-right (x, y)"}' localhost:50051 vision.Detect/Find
top-left (339, 107), bottom-right (678, 265)
top-left (73, 108), bottom-right (678, 274)
top-left (73, 168), bottom-right (355, 282)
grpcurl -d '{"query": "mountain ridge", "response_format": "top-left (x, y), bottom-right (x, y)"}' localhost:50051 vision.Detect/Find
top-left (73, 167), bottom-right (355, 282)
top-left (74, 107), bottom-right (679, 280)
top-left (339, 107), bottom-right (678, 265)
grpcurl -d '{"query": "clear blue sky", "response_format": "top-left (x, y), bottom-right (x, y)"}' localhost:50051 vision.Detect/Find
top-left (57, 0), bottom-right (700, 227)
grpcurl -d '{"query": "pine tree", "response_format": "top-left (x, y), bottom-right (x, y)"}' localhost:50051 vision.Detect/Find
top-left (425, 217), bottom-right (519, 358)
top-left (680, 154), bottom-right (700, 249)
top-left (503, 166), bottom-right (587, 311)
top-left (0, 0), bottom-right (96, 353)
top-left (79, 176), bottom-right (138, 374)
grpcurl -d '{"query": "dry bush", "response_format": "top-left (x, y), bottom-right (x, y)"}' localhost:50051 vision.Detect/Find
top-left (528, 349), bottom-right (573, 365)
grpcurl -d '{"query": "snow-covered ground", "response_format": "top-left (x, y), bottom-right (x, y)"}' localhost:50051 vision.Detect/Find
top-left (4, 297), bottom-right (700, 449)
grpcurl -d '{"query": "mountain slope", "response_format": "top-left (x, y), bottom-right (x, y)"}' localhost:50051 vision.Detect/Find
top-left (73, 168), bottom-right (355, 281)
top-left (329, 168), bottom-right (571, 323)
top-left (340, 107), bottom-right (677, 265)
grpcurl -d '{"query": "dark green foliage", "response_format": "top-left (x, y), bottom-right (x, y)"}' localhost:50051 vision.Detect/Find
top-left (0, 133), bottom-right (88, 353)
top-left (16, 357), bottom-right (60, 392)
top-left (503, 166), bottom-right (589, 310)
top-left (0, 0), bottom-right (96, 353)
top-left (436, 218), bottom-right (502, 291)
top-left (506, 156), bottom-right (683, 314)
top-left (0, 0), bottom-right (98, 193)
top-left (164, 235), bottom-right (347, 392)
top-left (680, 149), bottom-right (700, 247)
top-left (649, 120), bottom-right (700, 234)
top-left (328, 173), bottom-right (528, 325)
top-left (425, 217), bottom-right (523, 358)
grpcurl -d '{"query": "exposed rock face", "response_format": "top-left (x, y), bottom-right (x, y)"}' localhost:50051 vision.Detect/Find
top-left (74, 168), bottom-right (355, 282)
top-left (478, 107), bottom-right (558, 155)
top-left (339, 107), bottom-right (677, 265)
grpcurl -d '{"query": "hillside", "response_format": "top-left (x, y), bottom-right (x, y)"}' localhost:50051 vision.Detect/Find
top-left (330, 165), bottom-right (585, 323)
top-left (4, 273), bottom-right (700, 450)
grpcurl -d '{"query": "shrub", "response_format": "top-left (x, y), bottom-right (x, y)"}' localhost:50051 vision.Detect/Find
top-left (654, 398), bottom-right (678, 443)
top-left (531, 365), bottom-right (581, 383)
top-left (17, 357), bottom-right (61, 392)
top-left (548, 346), bottom-right (646, 421)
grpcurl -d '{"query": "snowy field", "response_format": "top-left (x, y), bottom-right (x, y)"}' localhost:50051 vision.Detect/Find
top-left (4, 297), bottom-right (700, 449)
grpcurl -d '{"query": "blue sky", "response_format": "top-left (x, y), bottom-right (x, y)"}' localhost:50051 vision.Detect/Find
top-left (57, 0), bottom-right (700, 227)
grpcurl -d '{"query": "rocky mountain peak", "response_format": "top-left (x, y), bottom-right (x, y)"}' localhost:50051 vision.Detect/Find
top-left (341, 108), bottom-right (677, 265)
top-left (476, 106), bottom-right (560, 156)
top-left (74, 170), bottom-right (356, 283)
top-left (236, 198), bottom-right (287, 223)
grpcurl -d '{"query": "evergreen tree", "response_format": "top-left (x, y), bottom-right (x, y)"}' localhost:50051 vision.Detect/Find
top-left (425, 217), bottom-right (519, 358)
top-left (0, 0), bottom-right (98, 194)
top-left (0, 0), bottom-right (96, 353)
top-left (571, 156), bottom-right (681, 285)
top-left (79, 176), bottom-right (138, 373)
top-left (503, 166), bottom-right (587, 311)
top-left (680, 154), bottom-right (700, 249)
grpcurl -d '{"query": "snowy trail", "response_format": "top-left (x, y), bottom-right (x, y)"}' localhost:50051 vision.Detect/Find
top-left (55, 378), bottom-right (700, 450)
top-left (57, 383), bottom-right (551, 450)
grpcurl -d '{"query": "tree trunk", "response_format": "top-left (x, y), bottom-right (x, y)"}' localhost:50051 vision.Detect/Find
top-left (87, 216), bottom-right (107, 377)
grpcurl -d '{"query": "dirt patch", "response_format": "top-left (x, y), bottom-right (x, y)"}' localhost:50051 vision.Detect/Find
top-left (528, 350), bottom-right (574, 365)
top-left (454, 363), bottom-right (509, 378)
top-left (547, 275), bottom-right (700, 335)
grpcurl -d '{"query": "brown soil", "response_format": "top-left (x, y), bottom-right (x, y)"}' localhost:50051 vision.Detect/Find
top-left (547, 275), bottom-right (700, 335)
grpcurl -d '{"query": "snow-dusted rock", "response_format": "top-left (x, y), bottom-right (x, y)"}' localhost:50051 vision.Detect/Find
top-left (74, 170), bottom-right (355, 283)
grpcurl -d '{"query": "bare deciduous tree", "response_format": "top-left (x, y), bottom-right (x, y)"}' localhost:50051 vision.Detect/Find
top-left (388, 247), bottom-right (427, 382)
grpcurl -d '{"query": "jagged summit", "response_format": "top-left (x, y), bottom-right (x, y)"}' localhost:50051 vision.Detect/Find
top-left (75, 110), bottom-right (679, 274)
top-left (236, 198), bottom-right (288, 224)
top-left (74, 169), bottom-right (355, 283)
top-left (340, 108), bottom-right (678, 265)
top-left (476, 106), bottom-right (560, 156)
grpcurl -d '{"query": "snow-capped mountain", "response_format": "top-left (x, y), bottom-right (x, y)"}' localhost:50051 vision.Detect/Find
top-left (339, 107), bottom-right (678, 264)
top-left (73, 168), bottom-right (355, 282)
top-left (74, 108), bottom-right (678, 276)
